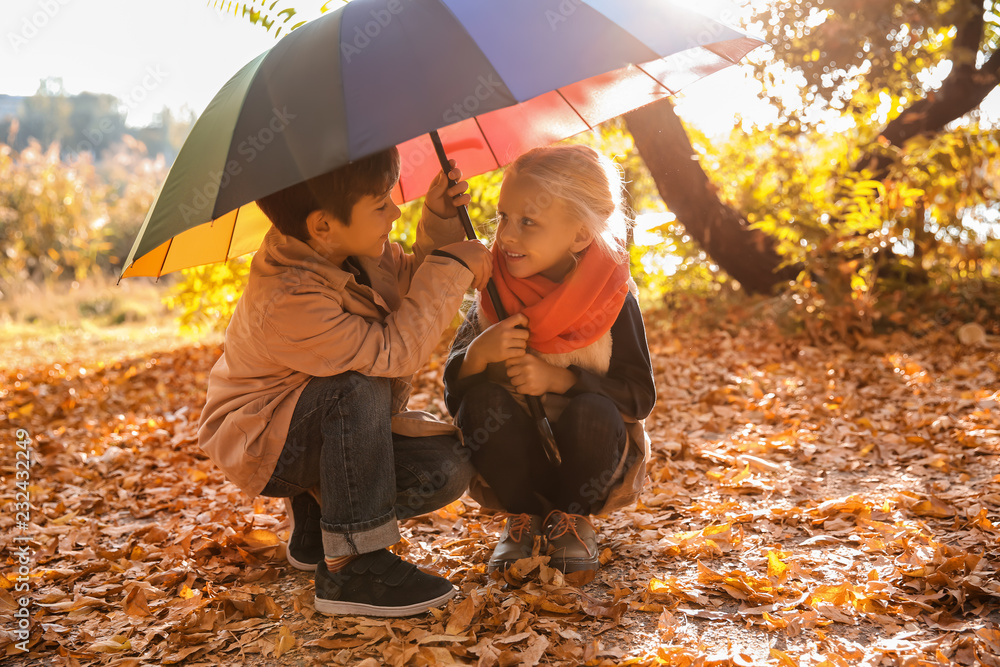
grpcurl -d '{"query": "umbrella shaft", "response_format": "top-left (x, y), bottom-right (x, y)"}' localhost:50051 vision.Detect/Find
top-left (429, 130), bottom-right (477, 240)
top-left (429, 131), bottom-right (509, 319)
top-left (428, 130), bottom-right (561, 467)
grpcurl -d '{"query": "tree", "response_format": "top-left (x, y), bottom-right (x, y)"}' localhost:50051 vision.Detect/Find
top-left (625, 100), bottom-right (800, 293)
top-left (0, 81), bottom-right (193, 161)
top-left (627, 0), bottom-right (1000, 294)
top-left (131, 107), bottom-right (197, 163)
top-left (9, 81), bottom-right (127, 156)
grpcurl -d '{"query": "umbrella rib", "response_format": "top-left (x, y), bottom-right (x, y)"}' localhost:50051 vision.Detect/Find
top-left (706, 42), bottom-right (741, 65)
top-left (554, 88), bottom-right (593, 132)
top-left (155, 235), bottom-right (174, 282)
top-left (635, 63), bottom-right (675, 96)
top-left (224, 207), bottom-right (240, 261)
top-left (472, 116), bottom-right (501, 170)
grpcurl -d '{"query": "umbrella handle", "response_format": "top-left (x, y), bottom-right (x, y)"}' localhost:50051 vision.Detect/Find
top-left (429, 131), bottom-right (478, 240)
top-left (429, 130), bottom-right (561, 467)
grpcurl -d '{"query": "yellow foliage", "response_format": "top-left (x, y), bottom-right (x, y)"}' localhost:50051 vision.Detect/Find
top-left (162, 256), bottom-right (252, 335)
top-left (0, 139), bottom-right (165, 291)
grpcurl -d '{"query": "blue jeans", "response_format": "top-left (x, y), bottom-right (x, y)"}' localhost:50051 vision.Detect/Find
top-left (260, 372), bottom-right (473, 558)
top-left (455, 382), bottom-right (628, 516)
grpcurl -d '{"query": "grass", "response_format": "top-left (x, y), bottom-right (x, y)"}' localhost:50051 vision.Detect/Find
top-left (0, 273), bottom-right (221, 370)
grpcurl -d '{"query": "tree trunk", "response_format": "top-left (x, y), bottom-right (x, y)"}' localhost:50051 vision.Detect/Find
top-left (625, 99), bottom-right (799, 294)
top-left (628, 0), bottom-right (998, 293)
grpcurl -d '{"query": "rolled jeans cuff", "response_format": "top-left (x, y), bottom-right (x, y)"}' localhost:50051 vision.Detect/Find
top-left (321, 510), bottom-right (400, 558)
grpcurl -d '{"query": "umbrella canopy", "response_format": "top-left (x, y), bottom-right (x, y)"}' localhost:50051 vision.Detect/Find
top-left (120, 0), bottom-right (763, 279)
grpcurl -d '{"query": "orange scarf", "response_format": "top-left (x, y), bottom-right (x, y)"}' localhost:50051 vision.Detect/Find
top-left (481, 243), bottom-right (630, 354)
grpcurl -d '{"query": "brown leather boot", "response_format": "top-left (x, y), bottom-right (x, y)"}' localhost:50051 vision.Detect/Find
top-left (487, 513), bottom-right (543, 572)
top-left (544, 510), bottom-right (599, 584)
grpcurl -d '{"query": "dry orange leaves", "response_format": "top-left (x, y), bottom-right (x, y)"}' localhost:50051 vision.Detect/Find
top-left (1, 307), bottom-right (998, 666)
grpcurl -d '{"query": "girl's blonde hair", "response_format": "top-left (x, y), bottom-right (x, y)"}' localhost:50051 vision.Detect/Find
top-left (504, 144), bottom-right (631, 262)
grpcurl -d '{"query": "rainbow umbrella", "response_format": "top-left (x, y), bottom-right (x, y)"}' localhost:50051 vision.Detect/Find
top-left (119, 0), bottom-right (763, 280)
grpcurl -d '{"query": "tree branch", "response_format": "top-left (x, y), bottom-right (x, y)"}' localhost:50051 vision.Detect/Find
top-left (855, 0), bottom-right (997, 175)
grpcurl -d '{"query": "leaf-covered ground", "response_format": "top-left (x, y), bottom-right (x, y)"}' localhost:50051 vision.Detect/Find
top-left (2, 304), bottom-right (999, 666)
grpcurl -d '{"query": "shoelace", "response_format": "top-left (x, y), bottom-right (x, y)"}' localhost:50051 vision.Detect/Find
top-left (506, 513), bottom-right (536, 542)
top-left (544, 510), bottom-right (595, 551)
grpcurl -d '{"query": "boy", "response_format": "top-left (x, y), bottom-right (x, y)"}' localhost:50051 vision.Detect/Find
top-left (197, 147), bottom-right (491, 617)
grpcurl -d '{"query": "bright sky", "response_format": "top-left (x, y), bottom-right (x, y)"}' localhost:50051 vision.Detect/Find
top-left (3, 0), bottom-right (996, 132)
top-left (3, 0), bottom-right (278, 126)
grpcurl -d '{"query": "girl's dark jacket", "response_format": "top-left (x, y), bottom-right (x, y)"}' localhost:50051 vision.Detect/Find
top-left (443, 289), bottom-right (656, 515)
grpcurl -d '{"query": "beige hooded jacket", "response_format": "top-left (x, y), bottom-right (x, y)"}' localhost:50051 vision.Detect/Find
top-left (197, 205), bottom-right (471, 496)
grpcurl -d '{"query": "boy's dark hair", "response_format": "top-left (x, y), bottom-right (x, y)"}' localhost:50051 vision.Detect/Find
top-left (256, 147), bottom-right (401, 242)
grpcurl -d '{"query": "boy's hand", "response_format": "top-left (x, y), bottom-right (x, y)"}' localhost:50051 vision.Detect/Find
top-left (425, 159), bottom-right (471, 219)
top-left (458, 312), bottom-right (528, 379)
top-left (438, 240), bottom-right (492, 291)
top-left (505, 354), bottom-right (577, 396)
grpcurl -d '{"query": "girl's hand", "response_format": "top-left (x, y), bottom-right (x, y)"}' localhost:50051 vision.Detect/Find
top-left (505, 354), bottom-right (577, 396)
top-left (425, 159), bottom-right (471, 219)
top-left (458, 312), bottom-right (529, 379)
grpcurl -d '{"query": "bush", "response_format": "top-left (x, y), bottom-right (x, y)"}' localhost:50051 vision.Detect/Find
top-left (0, 138), bottom-right (166, 297)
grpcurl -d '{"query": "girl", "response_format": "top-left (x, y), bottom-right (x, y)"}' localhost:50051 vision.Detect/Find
top-left (443, 145), bottom-right (656, 583)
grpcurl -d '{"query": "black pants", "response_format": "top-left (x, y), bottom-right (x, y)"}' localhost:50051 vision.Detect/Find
top-left (455, 382), bottom-right (627, 516)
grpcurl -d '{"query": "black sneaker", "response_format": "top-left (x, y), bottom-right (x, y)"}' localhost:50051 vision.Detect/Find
top-left (314, 549), bottom-right (457, 617)
top-left (284, 494), bottom-right (323, 571)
